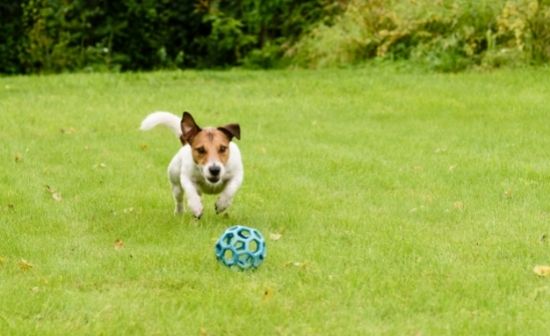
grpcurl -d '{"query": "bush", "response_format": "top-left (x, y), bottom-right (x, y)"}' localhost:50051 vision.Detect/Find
top-left (288, 0), bottom-right (550, 71)
top-left (0, 0), bottom-right (328, 73)
top-left (0, 1), bottom-right (26, 74)
top-left (2, 0), bottom-right (550, 73)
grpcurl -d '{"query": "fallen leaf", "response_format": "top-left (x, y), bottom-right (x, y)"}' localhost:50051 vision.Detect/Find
top-left (123, 207), bottom-right (134, 214)
top-left (448, 165), bottom-right (457, 172)
top-left (453, 201), bottom-right (464, 210)
top-left (46, 185), bottom-right (62, 202)
top-left (19, 259), bottom-right (33, 271)
top-left (14, 153), bottom-right (23, 163)
top-left (114, 239), bottom-right (124, 250)
top-left (284, 261), bottom-right (308, 269)
top-left (140, 144), bottom-right (149, 151)
top-left (60, 127), bottom-right (76, 134)
top-left (7, 204), bottom-right (14, 210)
top-left (31, 287), bottom-right (40, 293)
top-left (533, 265), bottom-right (550, 277)
top-left (269, 233), bottom-right (282, 241)
top-left (263, 287), bottom-right (274, 302)
top-left (199, 327), bottom-right (208, 336)
top-left (504, 190), bottom-right (513, 199)
top-left (541, 234), bottom-right (547, 244)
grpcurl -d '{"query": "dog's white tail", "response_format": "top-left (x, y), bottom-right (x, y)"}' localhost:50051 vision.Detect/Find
top-left (140, 112), bottom-right (182, 137)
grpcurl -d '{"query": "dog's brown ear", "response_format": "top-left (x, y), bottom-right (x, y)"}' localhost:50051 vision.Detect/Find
top-left (218, 123), bottom-right (240, 141)
top-left (180, 112), bottom-right (201, 145)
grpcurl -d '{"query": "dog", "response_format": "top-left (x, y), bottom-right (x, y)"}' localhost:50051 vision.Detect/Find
top-left (140, 111), bottom-right (243, 219)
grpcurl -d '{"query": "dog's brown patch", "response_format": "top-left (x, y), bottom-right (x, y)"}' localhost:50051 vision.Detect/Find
top-left (180, 112), bottom-right (240, 165)
top-left (190, 128), bottom-right (230, 165)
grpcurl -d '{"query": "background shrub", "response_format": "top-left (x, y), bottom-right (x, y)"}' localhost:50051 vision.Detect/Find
top-left (1, 0), bottom-right (550, 73)
top-left (288, 0), bottom-right (550, 71)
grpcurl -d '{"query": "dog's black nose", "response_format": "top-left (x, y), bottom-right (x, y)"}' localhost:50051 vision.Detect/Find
top-left (209, 165), bottom-right (221, 176)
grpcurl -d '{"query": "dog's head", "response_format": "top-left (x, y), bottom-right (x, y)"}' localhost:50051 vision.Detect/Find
top-left (180, 112), bottom-right (240, 185)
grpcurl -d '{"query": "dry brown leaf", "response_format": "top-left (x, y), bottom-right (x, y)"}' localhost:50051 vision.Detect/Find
top-left (123, 207), bottom-right (134, 214)
top-left (453, 201), bottom-right (464, 210)
top-left (269, 233), bottom-right (282, 241)
top-left (533, 265), bottom-right (550, 277)
top-left (263, 287), bottom-right (274, 302)
top-left (504, 190), bottom-right (513, 199)
top-left (14, 153), bottom-right (23, 163)
top-left (114, 239), bottom-right (124, 250)
top-left (46, 185), bottom-right (62, 202)
top-left (199, 327), bottom-right (208, 336)
top-left (52, 192), bottom-right (62, 202)
top-left (19, 259), bottom-right (33, 271)
top-left (284, 261), bottom-right (308, 269)
top-left (140, 144), bottom-right (149, 151)
top-left (60, 127), bottom-right (76, 134)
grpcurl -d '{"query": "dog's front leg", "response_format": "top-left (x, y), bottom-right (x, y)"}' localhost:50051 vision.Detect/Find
top-left (180, 177), bottom-right (203, 219)
top-left (215, 172), bottom-right (243, 214)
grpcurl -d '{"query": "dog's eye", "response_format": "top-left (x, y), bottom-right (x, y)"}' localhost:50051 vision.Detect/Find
top-left (219, 146), bottom-right (227, 153)
top-left (196, 147), bottom-right (206, 155)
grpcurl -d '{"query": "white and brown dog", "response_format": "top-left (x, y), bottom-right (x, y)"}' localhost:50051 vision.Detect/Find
top-left (140, 111), bottom-right (243, 219)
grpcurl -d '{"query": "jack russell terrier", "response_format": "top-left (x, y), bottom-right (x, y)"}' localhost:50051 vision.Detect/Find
top-left (140, 111), bottom-right (243, 219)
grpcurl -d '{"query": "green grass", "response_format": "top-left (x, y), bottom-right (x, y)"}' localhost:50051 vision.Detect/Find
top-left (1, 66), bottom-right (550, 335)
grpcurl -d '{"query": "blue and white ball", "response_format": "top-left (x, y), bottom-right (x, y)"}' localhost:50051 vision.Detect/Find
top-left (215, 225), bottom-right (266, 270)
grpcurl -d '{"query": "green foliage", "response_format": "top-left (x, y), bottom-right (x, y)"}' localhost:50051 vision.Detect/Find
top-left (0, 0), bottom-right (327, 73)
top-left (0, 2), bottom-right (25, 74)
top-left (289, 0), bottom-right (550, 71)
top-left (2, 0), bottom-right (550, 73)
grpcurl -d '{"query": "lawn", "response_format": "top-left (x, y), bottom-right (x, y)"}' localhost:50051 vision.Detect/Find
top-left (1, 66), bottom-right (550, 335)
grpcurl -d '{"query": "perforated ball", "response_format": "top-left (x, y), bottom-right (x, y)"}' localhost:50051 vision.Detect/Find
top-left (215, 225), bottom-right (266, 270)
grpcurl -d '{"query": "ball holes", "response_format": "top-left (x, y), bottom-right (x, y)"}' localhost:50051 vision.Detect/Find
top-left (223, 249), bottom-right (235, 264)
top-left (238, 228), bottom-right (251, 239)
top-left (234, 240), bottom-right (245, 251)
top-left (248, 239), bottom-right (260, 253)
top-left (223, 232), bottom-right (234, 245)
top-left (238, 253), bottom-right (251, 267)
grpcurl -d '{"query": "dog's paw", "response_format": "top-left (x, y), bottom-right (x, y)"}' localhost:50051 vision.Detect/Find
top-left (191, 207), bottom-right (203, 219)
top-left (215, 198), bottom-right (231, 214)
top-left (188, 201), bottom-right (203, 219)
